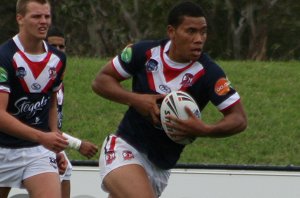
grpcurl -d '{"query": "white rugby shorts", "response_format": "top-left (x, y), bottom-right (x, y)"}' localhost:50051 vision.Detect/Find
top-left (0, 145), bottom-right (59, 188)
top-left (99, 134), bottom-right (170, 197)
top-left (60, 151), bottom-right (72, 181)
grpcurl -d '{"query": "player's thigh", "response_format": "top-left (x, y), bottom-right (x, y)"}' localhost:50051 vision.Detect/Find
top-left (104, 164), bottom-right (156, 198)
top-left (0, 187), bottom-right (11, 198)
top-left (23, 172), bottom-right (61, 198)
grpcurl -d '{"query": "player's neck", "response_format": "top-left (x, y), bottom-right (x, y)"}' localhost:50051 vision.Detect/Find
top-left (17, 33), bottom-right (45, 55)
top-left (167, 42), bottom-right (190, 63)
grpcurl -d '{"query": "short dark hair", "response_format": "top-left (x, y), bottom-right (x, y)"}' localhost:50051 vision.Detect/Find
top-left (16, 0), bottom-right (50, 15)
top-left (167, 1), bottom-right (206, 28)
top-left (46, 26), bottom-right (64, 40)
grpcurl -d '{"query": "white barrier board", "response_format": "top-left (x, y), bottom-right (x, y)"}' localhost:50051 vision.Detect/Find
top-left (9, 166), bottom-right (300, 198)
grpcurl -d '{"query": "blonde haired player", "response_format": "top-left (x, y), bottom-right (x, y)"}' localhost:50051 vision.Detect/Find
top-left (0, 0), bottom-right (69, 197)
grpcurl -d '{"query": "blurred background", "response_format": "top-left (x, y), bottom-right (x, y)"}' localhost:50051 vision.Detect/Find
top-left (1, 0), bottom-right (300, 60)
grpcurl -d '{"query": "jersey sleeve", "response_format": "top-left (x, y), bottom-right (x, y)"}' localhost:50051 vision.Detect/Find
top-left (51, 51), bottom-right (66, 92)
top-left (0, 47), bottom-right (12, 94)
top-left (204, 59), bottom-right (240, 111)
top-left (111, 41), bottom-right (157, 79)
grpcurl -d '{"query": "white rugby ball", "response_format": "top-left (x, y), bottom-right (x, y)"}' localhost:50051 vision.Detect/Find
top-left (160, 91), bottom-right (201, 145)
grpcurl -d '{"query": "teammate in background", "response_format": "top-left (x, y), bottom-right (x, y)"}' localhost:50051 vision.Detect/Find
top-left (46, 26), bottom-right (99, 198)
top-left (0, 0), bottom-right (69, 198)
top-left (92, 1), bottom-right (247, 197)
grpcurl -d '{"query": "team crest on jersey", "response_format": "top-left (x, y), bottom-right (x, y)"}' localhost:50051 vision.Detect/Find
top-left (16, 67), bottom-right (26, 78)
top-left (48, 67), bottom-right (57, 80)
top-left (159, 85), bottom-right (171, 93)
top-left (215, 77), bottom-right (231, 96)
top-left (146, 59), bottom-right (159, 72)
top-left (122, 150), bottom-right (134, 160)
top-left (0, 67), bottom-right (8, 82)
top-left (105, 151), bottom-right (116, 165)
top-left (120, 44), bottom-right (133, 63)
top-left (181, 73), bottom-right (194, 87)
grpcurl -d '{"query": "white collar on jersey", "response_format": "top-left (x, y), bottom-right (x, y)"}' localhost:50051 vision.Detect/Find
top-left (163, 40), bottom-right (193, 69)
top-left (13, 34), bottom-right (48, 62)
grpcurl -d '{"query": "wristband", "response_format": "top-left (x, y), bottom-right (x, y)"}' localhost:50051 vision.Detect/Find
top-left (62, 133), bottom-right (82, 150)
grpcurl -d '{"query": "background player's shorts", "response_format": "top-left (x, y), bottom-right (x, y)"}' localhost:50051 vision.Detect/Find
top-left (99, 134), bottom-right (170, 197)
top-left (0, 145), bottom-right (59, 188)
top-left (60, 151), bottom-right (73, 181)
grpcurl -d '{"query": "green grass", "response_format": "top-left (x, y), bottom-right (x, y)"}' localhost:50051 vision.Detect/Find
top-left (62, 58), bottom-right (300, 166)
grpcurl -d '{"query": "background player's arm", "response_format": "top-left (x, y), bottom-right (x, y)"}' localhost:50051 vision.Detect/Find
top-left (62, 132), bottom-right (98, 158)
top-left (49, 92), bottom-right (59, 132)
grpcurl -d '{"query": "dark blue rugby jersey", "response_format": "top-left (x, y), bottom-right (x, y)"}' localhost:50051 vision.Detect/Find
top-left (112, 39), bottom-right (240, 169)
top-left (0, 35), bottom-right (66, 148)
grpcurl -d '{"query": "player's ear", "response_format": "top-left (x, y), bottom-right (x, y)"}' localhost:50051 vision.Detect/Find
top-left (16, 14), bottom-right (24, 26)
top-left (167, 25), bottom-right (176, 39)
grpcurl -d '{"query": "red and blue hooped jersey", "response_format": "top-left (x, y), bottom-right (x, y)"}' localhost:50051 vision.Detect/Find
top-left (0, 35), bottom-right (66, 148)
top-left (112, 39), bottom-right (240, 169)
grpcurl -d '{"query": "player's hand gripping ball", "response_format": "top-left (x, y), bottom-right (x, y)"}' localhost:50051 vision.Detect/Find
top-left (160, 91), bottom-right (201, 145)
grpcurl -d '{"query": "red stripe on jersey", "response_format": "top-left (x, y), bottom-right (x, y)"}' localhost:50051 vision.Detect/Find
top-left (178, 69), bottom-right (205, 92)
top-left (147, 72), bottom-right (155, 91)
top-left (42, 60), bottom-right (63, 93)
top-left (145, 49), bottom-right (156, 91)
top-left (12, 58), bottom-right (30, 93)
top-left (0, 90), bottom-right (9, 94)
top-left (161, 45), bottom-right (195, 82)
top-left (17, 50), bottom-right (51, 79)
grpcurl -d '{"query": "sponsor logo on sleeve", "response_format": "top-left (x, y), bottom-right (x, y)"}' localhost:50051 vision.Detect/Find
top-left (120, 45), bottom-right (133, 63)
top-left (0, 67), bottom-right (8, 82)
top-left (214, 77), bottom-right (231, 96)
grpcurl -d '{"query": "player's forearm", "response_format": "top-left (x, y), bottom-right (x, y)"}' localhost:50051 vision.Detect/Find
top-left (204, 104), bottom-right (247, 137)
top-left (206, 115), bottom-right (247, 137)
top-left (0, 110), bottom-right (43, 143)
top-left (92, 73), bottom-right (137, 106)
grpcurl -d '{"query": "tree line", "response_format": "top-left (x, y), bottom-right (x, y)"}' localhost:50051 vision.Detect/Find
top-left (1, 0), bottom-right (299, 60)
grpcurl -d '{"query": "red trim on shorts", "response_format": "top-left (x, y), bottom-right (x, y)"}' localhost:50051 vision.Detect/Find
top-left (108, 135), bottom-right (117, 151)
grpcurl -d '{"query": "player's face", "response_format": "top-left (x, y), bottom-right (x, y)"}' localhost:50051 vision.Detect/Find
top-left (17, 2), bottom-right (51, 41)
top-left (168, 16), bottom-right (207, 62)
top-left (47, 36), bottom-right (66, 53)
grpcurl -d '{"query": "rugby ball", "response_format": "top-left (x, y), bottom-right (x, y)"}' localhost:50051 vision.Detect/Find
top-left (160, 91), bottom-right (201, 145)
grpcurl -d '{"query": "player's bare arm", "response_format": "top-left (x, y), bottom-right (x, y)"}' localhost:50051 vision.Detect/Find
top-left (0, 92), bottom-right (68, 153)
top-left (56, 152), bottom-right (68, 175)
top-left (92, 62), bottom-right (164, 125)
top-left (79, 141), bottom-right (98, 159)
top-left (166, 102), bottom-right (247, 138)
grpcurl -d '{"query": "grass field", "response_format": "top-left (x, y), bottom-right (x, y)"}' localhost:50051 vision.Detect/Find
top-left (62, 57), bottom-right (300, 167)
